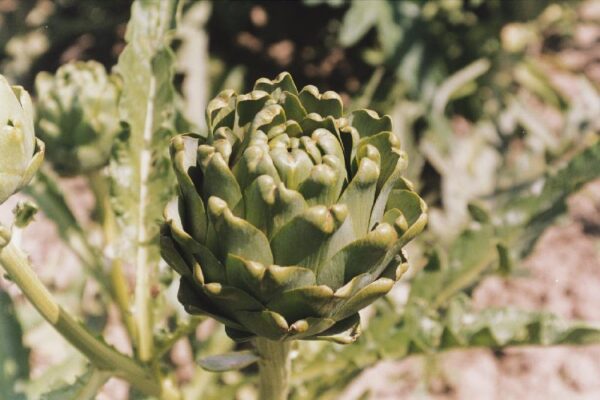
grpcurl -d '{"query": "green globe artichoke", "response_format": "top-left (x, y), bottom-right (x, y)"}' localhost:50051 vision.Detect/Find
top-left (162, 72), bottom-right (427, 343)
top-left (0, 74), bottom-right (44, 204)
top-left (35, 60), bottom-right (120, 176)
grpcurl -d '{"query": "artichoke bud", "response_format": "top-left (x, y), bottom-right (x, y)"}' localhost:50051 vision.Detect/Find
top-left (163, 72), bottom-right (427, 342)
top-left (34, 61), bottom-right (119, 176)
top-left (0, 75), bottom-right (44, 204)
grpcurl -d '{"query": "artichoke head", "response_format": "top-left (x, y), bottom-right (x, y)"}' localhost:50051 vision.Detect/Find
top-left (162, 72), bottom-right (427, 343)
top-left (35, 61), bottom-right (120, 176)
top-left (0, 74), bottom-right (44, 204)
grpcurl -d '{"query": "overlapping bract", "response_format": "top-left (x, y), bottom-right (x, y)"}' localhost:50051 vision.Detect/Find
top-left (162, 73), bottom-right (427, 343)
top-left (35, 60), bottom-right (120, 176)
top-left (0, 74), bottom-right (44, 204)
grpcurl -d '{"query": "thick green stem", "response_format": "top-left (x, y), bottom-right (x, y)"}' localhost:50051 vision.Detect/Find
top-left (0, 227), bottom-right (160, 397)
top-left (254, 338), bottom-right (292, 400)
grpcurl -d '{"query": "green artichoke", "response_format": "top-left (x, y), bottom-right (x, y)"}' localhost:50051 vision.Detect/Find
top-left (34, 60), bottom-right (120, 176)
top-left (162, 72), bottom-right (427, 343)
top-left (0, 74), bottom-right (44, 204)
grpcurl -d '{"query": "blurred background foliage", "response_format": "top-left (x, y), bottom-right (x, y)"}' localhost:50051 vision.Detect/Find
top-left (0, 0), bottom-right (599, 399)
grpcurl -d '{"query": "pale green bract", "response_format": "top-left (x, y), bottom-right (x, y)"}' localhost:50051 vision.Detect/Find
top-left (0, 74), bottom-right (44, 204)
top-left (162, 72), bottom-right (427, 343)
top-left (35, 60), bottom-right (120, 176)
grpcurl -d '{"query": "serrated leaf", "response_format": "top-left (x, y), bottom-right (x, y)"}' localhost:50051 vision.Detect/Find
top-left (402, 296), bottom-right (600, 355)
top-left (0, 291), bottom-right (29, 400)
top-left (111, 0), bottom-right (178, 261)
top-left (198, 350), bottom-right (259, 372)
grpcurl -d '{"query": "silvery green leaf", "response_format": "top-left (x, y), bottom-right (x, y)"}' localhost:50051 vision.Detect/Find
top-left (111, 0), bottom-right (179, 262)
top-left (110, 0), bottom-right (180, 360)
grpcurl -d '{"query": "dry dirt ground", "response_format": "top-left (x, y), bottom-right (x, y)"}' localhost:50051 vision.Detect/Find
top-left (342, 180), bottom-right (600, 400)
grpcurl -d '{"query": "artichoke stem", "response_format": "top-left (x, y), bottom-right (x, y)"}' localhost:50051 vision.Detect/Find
top-left (254, 338), bottom-right (292, 400)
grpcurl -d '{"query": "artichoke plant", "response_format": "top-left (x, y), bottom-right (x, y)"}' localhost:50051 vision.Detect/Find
top-left (162, 72), bottom-right (427, 343)
top-left (0, 74), bottom-right (44, 204)
top-left (35, 60), bottom-right (120, 176)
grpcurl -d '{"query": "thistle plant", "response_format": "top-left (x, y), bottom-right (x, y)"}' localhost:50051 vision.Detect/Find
top-left (0, 74), bottom-right (44, 204)
top-left (162, 72), bottom-right (427, 398)
top-left (35, 60), bottom-right (121, 176)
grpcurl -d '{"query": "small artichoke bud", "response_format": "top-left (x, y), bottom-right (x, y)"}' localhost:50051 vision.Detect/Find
top-left (0, 75), bottom-right (44, 204)
top-left (35, 60), bottom-right (120, 176)
top-left (162, 72), bottom-right (428, 343)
